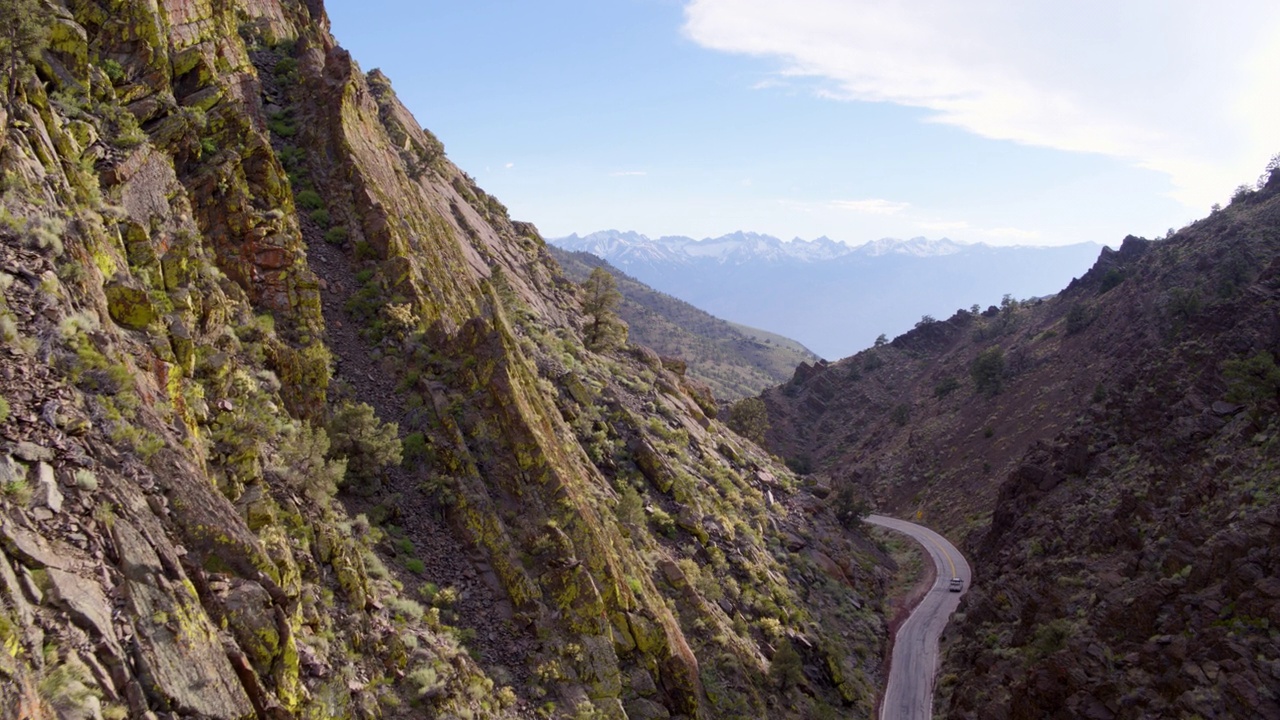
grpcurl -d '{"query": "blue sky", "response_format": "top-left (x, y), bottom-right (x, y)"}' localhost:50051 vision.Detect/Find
top-left (325, 1), bottom-right (1280, 247)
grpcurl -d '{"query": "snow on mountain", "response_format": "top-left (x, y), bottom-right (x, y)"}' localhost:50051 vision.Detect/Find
top-left (853, 236), bottom-right (969, 257)
top-left (551, 231), bottom-right (971, 265)
top-left (551, 229), bottom-right (1105, 360)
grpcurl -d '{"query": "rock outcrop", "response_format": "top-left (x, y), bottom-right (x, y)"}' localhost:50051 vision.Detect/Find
top-left (0, 1), bottom-right (887, 718)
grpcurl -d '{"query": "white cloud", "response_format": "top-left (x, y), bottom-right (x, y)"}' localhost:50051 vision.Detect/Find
top-left (683, 0), bottom-right (1280, 207)
top-left (504, 162), bottom-right (515, 169)
top-left (831, 198), bottom-right (909, 215)
top-left (610, 170), bottom-right (648, 177)
top-left (750, 78), bottom-right (785, 91)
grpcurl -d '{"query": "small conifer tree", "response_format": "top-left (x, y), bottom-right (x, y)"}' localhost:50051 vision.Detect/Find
top-left (582, 267), bottom-right (627, 351)
top-left (0, 0), bottom-right (52, 108)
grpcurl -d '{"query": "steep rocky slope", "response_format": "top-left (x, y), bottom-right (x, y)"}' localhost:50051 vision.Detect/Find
top-left (763, 167), bottom-right (1280, 718)
top-left (549, 247), bottom-right (818, 402)
top-left (0, 1), bottom-right (890, 718)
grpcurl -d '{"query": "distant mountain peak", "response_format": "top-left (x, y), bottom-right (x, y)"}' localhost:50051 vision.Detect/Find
top-left (853, 236), bottom-right (970, 257)
top-left (551, 231), bottom-right (979, 266)
top-left (549, 230), bottom-right (1104, 359)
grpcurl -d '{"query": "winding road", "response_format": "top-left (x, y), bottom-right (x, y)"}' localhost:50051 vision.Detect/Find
top-left (867, 515), bottom-right (971, 720)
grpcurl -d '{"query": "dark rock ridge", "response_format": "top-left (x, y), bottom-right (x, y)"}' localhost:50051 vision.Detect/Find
top-left (0, 1), bottom-right (888, 718)
top-left (761, 167), bottom-right (1280, 718)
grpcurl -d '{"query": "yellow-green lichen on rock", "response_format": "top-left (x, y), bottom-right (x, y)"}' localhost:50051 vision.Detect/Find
top-left (104, 275), bottom-right (159, 329)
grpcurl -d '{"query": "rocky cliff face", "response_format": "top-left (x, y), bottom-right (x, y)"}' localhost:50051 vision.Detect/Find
top-left (0, 1), bottom-right (887, 718)
top-left (763, 170), bottom-right (1280, 717)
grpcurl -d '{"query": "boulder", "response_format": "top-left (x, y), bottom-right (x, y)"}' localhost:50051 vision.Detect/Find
top-left (104, 277), bottom-right (158, 330)
top-left (11, 442), bottom-right (53, 463)
top-left (33, 462), bottom-right (63, 513)
top-left (630, 437), bottom-right (674, 494)
top-left (220, 580), bottom-right (280, 679)
top-left (47, 568), bottom-right (119, 652)
top-left (1211, 401), bottom-right (1244, 417)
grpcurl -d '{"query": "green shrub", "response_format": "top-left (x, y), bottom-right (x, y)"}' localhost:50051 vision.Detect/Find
top-left (328, 401), bottom-right (402, 488)
top-left (406, 664), bottom-right (445, 700)
top-left (1231, 184), bottom-right (1255, 204)
top-left (831, 483), bottom-right (869, 530)
top-left (387, 596), bottom-right (425, 623)
top-left (1029, 619), bottom-right (1074, 659)
top-left (267, 111), bottom-right (296, 137)
top-left (270, 422), bottom-right (346, 503)
top-left (1, 476), bottom-right (31, 505)
top-left (111, 111), bottom-right (147, 148)
top-left (99, 58), bottom-right (124, 83)
top-left (933, 376), bottom-right (960, 398)
top-left (970, 347), bottom-right (1005, 396)
top-left (309, 208), bottom-right (331, 227)
top-left (295, 189), bottom-right (324, 210)
top-left (1224, 351), bottom-right (1280, 416)
top-left (277, 144), bottom-right (305, 170)
top-left (1064, 304), bottom-right (1092, 335)
top-left (1166, 287), bottom-right (1201, 333)
top-left (890, 403), bottom-right (910, 426)
top-left (402, 431), bottom-right (429, 466)
top-left (37, 655), bottom-right (101, 716)
top-left (325, 226), bottom-right (349, 245)
top-left (615, 482), bottom-right (644, 529)
top-left (1099, 268), bottom-right (1125, 293)
top-left (273, 56), bottom-right (299, 80)
top-left (726, 397), bottom-right (769, 445)
top-left (0, 394), bottom-right (8, 423)
top-left (649, 507), bottom-right (676, 538)
top-left (769, 639), bottom-right (804, 690)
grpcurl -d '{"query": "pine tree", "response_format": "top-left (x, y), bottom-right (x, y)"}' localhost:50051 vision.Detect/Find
top-left (0, 0), bottom-right (52, 108)
top-left (727, 397), bottom-right (769, 445)
top-left (582, 267), bottom-right (627, 351)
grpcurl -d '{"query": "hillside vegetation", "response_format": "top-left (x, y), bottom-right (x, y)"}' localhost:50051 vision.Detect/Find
top-left (0, 2), bottom-right (890, 718)
top-left (762, 164), bottom-right (1280, 718)
top-left (551, 247), bottom-right (818, 402)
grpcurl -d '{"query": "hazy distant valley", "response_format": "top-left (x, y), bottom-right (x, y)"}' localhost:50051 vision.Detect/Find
top-left (553, 231), bottom-right (1104, 359)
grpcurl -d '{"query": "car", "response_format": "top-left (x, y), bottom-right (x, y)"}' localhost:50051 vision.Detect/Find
top-left (948, 577), bottom-right (964, 592)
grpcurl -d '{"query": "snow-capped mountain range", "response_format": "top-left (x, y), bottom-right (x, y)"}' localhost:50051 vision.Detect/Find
top-left (550, 230), bottom-right (1105, 360)
top-left (553, 230), bottom-right (968, 267)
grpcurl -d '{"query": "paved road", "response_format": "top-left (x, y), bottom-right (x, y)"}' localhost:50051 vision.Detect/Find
top-left (867, 515), bottom-right (971, 720)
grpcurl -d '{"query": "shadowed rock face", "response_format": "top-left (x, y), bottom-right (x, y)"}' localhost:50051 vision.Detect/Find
top-left (0, 1), bottom-right (889, 717)
top-left (763, 173), bottom-right (1280, 718)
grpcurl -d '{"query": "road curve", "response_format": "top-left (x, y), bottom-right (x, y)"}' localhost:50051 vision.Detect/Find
top-left (867, 515), bottom-right (971, 720)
